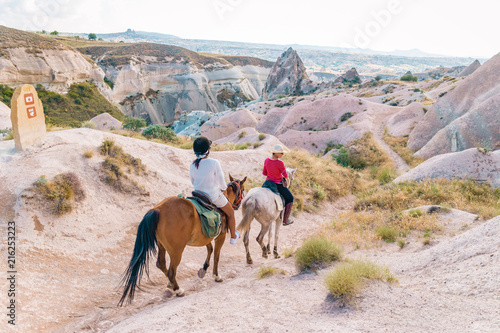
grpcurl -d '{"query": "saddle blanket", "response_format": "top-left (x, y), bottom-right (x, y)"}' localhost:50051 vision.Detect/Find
top-left (182, 195), bottom-right (221, 238)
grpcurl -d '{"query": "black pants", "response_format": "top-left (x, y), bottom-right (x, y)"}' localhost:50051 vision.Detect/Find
top-left (276, 182), bottom-right (294, 205)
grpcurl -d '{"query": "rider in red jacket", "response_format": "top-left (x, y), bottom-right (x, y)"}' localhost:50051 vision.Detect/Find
top-left (263, 144), bottom-right (294, 225)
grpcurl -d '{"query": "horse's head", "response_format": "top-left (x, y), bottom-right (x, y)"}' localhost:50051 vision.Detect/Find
top-left (228, 174), bottom-right (247, 210)
top-left (286, 168), bottom-right (297, 188)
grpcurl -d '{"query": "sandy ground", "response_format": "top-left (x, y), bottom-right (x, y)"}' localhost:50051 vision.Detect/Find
top-left (1, 128), bottom-right (499, 333)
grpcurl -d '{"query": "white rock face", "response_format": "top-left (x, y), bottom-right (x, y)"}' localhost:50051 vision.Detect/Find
top-left (107, 62), bottom-right (269, 124)
top-left (394, 148), bottom-right (500, 187)
top-left (0, 101), bottom-right (11, 130)
top-left (172, 110), bottom-right (214, 137)
top-left (0, 48), bottom-right (105, 92)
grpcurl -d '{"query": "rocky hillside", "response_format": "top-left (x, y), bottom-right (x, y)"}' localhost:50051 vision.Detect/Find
top-left (0, 26), bottom-right (273, 125)
top-left (408, 52), bottom-right (500, 157)
top-left (0, 25), bottom-right (106, 92)
top-left (76, 43), bottom-right (272, 124)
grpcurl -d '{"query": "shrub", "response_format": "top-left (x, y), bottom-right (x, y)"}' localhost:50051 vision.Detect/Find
top-left (33, 172), bottom-right (85, 215)
top-left (253, 142), bottom-right (263, 148)
top-left (295, 236), bottom-right (342, 271)
top-left (400, 74), bottom-right (418, 82)
top-left (99, 139), bottom-right (148, 195)
top-left (323, 259), bottom-right (397, 303)
top-left (258, 133), bottom-right (266, 141)
top-left (238, 131), bottom-right (246, 139)
top-left (333, 133), bottom-right (394, 170)
top-left (142, 125), bottom-right (178, 143)
top-left (382, 131), bottom-right (425, 167)
top-left (370, 166), bottom-right (397, 184)
top-left (0, 84), bottom-right (14, 107)
top-left (324, 141), bottom-right (343, 155)
top-left (103, 76), bottom-right (114, 89)
top-left (375, 226), bottom-right (398, 242)
top-left (123, 117), bottom-right (147, 132)
top-left (235, 143), bottom-right (250, 150)
top-left (340, 112), bottom-right (354, 122)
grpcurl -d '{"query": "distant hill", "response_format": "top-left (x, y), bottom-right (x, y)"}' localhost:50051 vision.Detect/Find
top-left (60, 29), bottom-right (481, 75)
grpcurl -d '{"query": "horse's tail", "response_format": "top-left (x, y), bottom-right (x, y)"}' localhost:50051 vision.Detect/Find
top-left (118, 209), bottom-right (159, 306)
top-left (237, 197), bottom-right (256, 234)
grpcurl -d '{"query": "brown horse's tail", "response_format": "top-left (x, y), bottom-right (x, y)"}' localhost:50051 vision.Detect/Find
top-left (118, 209), bottom-right (159, 306)
top-left (237, 197), bottom-right (256, 234)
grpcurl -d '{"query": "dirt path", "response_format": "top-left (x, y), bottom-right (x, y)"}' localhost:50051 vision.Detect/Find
top-left (372, 115), bottom-right (410, 173)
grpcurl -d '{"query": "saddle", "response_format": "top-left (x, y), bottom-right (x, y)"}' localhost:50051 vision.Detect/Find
top-left (189, 190), bottom-right (218, 211)
top-left (261, 180), bottom-right (285, 211)
top-left (187, 190), bottom-right (226, 238)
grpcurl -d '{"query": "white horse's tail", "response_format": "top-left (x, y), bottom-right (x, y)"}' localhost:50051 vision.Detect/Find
top-left (237, 197), bottom-right (256, 234)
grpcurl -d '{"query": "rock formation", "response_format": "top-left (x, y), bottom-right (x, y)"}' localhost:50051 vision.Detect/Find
top-left (458, 59), bottom-right (481, 77)
top-left (263, 47), bottom-right (314, 99)
top-left (334, 68), bottom-right (361, 84)
top-left (172, 110), bottom-right (213, 137)
top-left (89, 113), bottom-right (123, 131)
top-left (408, 52), bottom-right (500, 156)
top-left (386, 102), bottom-right (425, 137)
top-left (394, 148), bottom-right (500, 188)
top-left (0, 26), bottom-right (106, 92)
top-left (200, 109), bottom-right (262, 140)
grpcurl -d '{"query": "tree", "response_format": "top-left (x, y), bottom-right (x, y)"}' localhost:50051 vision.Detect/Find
top-left (88, 33), bottom-right (97, 40)
top-left (40, 30), bottom-right (47, 34)
top-left (123, 117), bottom-right (146, 132)
top-left (400, 74), bottom-right (418, 82)
top-left (50, 30), bottom-right (59, 35)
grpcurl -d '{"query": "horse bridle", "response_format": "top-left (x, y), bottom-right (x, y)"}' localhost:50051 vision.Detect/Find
top-left (228, 180), bottom-right (243, 210)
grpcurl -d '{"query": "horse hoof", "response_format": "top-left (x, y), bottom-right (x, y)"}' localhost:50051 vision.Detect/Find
top-left (198, 268), bottom-right (206, 279)
top-left (274, 254), bottom-right (281, 259)
top-left (214, 275), bottom-right (223, 282)
top-left (173, 288), bottom-right (185, 297)
top-left (262, 253), bottom-right (268, 259)
top-left (247, 258), bottom-right (253, 264)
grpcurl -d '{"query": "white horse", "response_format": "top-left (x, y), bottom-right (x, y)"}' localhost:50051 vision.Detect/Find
top-left (237, 169), bottom-right (296, 264)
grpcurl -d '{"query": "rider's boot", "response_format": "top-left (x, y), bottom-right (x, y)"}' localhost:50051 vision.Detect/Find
top-left (283, 202), bottom-right (294, 226)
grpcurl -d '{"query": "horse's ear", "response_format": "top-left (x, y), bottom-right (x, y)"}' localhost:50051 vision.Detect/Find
top-left (292, 168), bottom-right (297, 173)
top-left (241, 176), bottom-right (247, 184)
top-left (229, 174), bottom-right (234, 181)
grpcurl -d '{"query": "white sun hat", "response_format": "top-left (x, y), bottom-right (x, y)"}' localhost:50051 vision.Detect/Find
top-left (271, 144), bottom-right (288, 154)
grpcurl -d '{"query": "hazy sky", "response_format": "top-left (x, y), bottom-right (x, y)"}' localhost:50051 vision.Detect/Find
top-left (0, 0), bottom-right (498, 58)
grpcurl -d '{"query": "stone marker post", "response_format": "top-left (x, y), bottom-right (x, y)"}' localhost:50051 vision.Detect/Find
top-left (10, 84), bottom-right (46, 151)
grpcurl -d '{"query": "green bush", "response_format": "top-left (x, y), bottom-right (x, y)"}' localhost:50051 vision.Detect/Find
top-left (258, 133), bottom-right (266, 141)
top-left (334, 147), bottom-right (350, 167)
top-left (123, 117), bottom-right (146, 132)
top-left (340, 112), bottom-right (353, 122)
top-left (295, 236), bottom-right (342, 271)
top-left (0, 85), bottom-right (14, 107)
top-left (142, 125), bottom-right (178, 142)
top-left (400, 74), bottom-right (418, 82)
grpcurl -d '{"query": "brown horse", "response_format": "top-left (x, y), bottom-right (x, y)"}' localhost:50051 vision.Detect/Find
top-left (119, 175), bottom-right (246, 306)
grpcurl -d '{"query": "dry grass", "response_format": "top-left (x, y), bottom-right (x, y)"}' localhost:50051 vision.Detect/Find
top-left (33, 173), bottom-right (85, 215)
top-left (322, 178), bottom-right (499, 248)
top-left (0, 26), bottom-right (67, 54)
top-left (256, 266), bottom-right (286, 279)
top-left (283, 148), bottom-right (372, 212)
top-left (295, 236), bottom-right (343, 271)
top-left (355, 179), bottom-right (500, 220)
top-left (99, 139), bottom-right (148, 195)
top-left (83, 150), bottom-right (94, 158)
top-left (324, 259), bottom-right (397, 304)
top-left (382, 131), bottom-right (425, 167)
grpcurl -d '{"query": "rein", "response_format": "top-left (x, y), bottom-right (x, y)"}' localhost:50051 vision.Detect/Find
top-left (227, 180), bottom-right (243, 210)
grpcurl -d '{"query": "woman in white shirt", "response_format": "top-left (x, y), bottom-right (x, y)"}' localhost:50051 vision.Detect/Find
top-left (190, 137), bottom-right (240, 244)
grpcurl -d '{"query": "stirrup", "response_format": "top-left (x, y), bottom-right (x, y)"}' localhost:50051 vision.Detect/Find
top-left (283, 217), bottom-right (294, 226)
